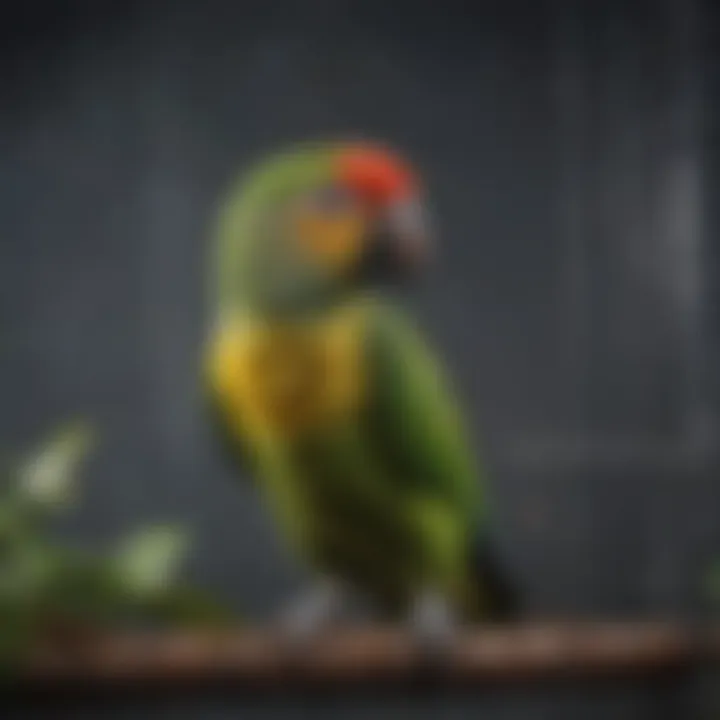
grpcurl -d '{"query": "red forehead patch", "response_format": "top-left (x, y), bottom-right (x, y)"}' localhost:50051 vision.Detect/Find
top-left (336, 144), bottom-right (417, 205)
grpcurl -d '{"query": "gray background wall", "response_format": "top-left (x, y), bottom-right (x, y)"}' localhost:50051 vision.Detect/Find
top-left (2, 0), bottom-right (719, 717)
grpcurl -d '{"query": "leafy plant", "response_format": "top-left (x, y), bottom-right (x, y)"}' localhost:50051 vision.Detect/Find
top-left (0, 422), bottom-right (234, 671)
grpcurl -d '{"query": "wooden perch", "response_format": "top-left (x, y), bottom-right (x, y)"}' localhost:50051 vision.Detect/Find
top-left (15, 623), bottom-right (720, 694)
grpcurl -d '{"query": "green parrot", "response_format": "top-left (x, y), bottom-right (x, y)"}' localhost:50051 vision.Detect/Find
top-left (204, 141), bottom-right (517, 643)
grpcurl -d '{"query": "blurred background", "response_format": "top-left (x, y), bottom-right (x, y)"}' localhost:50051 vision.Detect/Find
top-left (1, 0), bottom-right (719, 717)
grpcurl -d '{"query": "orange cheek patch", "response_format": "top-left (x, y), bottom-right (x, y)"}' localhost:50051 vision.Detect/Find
top-left (294, 209), bottom-right (365, 273)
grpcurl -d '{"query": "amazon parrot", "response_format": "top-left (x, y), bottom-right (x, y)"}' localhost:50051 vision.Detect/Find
top-left (204, 141), bottom-right (517, 645)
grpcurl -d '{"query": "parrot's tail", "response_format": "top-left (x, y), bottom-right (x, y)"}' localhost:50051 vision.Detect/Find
top-left (466, 535), bottom-right (520, 622)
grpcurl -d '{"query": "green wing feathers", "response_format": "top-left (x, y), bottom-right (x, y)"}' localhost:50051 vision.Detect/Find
top-left (366, 302), bottom-right (517, 619)
top-left (366, 302), bottom-right (481, 594)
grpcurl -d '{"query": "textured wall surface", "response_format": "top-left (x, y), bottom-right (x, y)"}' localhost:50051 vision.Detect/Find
top-left (1, 0), bottom-right (718, 717)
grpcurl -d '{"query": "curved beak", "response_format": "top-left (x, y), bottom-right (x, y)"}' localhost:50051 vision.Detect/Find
top-left (359, 197), bottom-right (431, 284)
top-left (385, 197), bottom-right (431, 272)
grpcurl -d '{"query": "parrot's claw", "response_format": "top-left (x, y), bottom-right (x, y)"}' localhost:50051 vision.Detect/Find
top-left (408, 590), bottom-right (457, 657)
top-left (277, 579), bottom-right (346, 644)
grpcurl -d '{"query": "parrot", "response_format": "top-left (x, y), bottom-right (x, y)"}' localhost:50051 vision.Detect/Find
top-left (204, 140), bottom-right (517, 646)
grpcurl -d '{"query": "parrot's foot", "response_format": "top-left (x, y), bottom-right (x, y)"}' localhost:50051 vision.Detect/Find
top-left (277, 578), bottom-right (347, 644)
top-left (408, 590), bottom-right (457, 657)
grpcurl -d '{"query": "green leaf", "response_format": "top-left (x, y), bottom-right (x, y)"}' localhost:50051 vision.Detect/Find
top-left (0, 500), bottom-right (21, 541)
top-left (0, 543), bottom-right (55, 600)
top-left (114, 526), bottom-right (189, 598)
top-left (16, 422), bottom-right (94, 511)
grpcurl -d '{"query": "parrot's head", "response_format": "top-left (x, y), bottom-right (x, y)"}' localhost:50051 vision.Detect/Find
top-left (215, 141), bottom-right (431, 313)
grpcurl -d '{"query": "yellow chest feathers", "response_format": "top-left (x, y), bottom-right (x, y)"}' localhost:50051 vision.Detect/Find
top-left (206, 308), bottom-right (367, 440)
